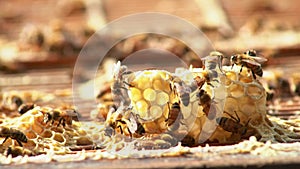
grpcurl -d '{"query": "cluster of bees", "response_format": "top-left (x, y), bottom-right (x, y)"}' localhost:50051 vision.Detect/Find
top-left (103, 49), bottom-right (268, 146)
top-left (0, 95), bottom-right (78, 156)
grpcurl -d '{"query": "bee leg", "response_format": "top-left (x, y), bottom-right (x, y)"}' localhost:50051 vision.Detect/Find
top-left (16, 139), bottom-right (23, 147)
top-left (239, 65), bottom-right (244, 73)
top-left (1, 136), bottom-right (9, 145)
top-left (224, 111), bottom-right (240, 123)
top-left (251, 70), bottom-right (257, 79)
top-left (127, 128), bottom-right (133, 138)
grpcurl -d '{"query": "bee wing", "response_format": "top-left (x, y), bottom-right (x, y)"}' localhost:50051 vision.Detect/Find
top-left (128, 115), bottom-right (138, 133)
top-left (252, 56), bottom-right (267, 63)
top-left (65, 109), bottom-right (78, 117)
top-left (241, 58), bottom-right (262, 66)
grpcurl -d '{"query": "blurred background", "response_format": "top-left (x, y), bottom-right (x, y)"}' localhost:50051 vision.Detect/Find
top-left (1, 0), bottom-right (300, 70)
top-left (1, 0), bottom-right (300, 118)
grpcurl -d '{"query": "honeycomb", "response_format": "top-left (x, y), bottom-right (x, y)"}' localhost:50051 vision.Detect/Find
top-left (0, 106), bottom-right (94, 155)
top-left (127, 70), bottom-right (179, 133)
top-left (104, 60), bottom-right (300, 146)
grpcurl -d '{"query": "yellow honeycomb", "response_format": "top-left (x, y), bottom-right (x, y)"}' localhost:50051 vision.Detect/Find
top-left (104, 61), bottom-right (300, 146)
top-left (0, 106), bottom-right (94, 155)
top-left (127, 70), bottom-right (179, 134)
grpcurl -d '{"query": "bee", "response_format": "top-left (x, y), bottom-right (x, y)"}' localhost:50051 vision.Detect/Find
top-left (18, 103), bottom-right (35, 115)
top-left (105, 105), bottom-right (145, 137)
top-left (230, 50), bottom-right (267, 79)
top-left (172, 80), bottom-right (191, 107)
top-left (44, 109), bottom-right (77, 127)
top-left (197, 89), bottom-right (216, 120)
top-left (111, 61), bottom-right (134, 107)
top-left (165, 102), bottom-right (182, 131)
top-left (5, 146), bottom-right (34, 157)
top-left (1, 95), bottom-right (23, 111)
top-left (0, 127), bottom-right (28, 147)
top-left (201, 51), bottom-right (225, 86)
top-left (216, 111), bottom-right (250, 136)
top-left (194, 76), bottom-right (206, 89)
top-left (201, 51), bottom-right (224, 72)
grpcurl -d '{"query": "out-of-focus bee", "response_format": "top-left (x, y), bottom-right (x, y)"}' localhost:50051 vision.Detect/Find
top-left (18, 103), bottom-right (35, 115)
top-left (201, 51), bottom-right (225, 86)
top-left (111, 61), bottom-right (134, 107)
top-left (165, 102), bottom-right (182, 131)
top-left (0, 95), bottom-right (23, 111)
top-left (230, 50), bottom-right (267, 79)
top-left (202, 51), bottom-right (224, 72)
top-left (216, 111), bottom-right (250, 136)
top-left (105, 105), bottom-right (145, 137)
top-left (0, 127), bottom-right (28, 147)
top-left (172, 79), bottom-right (192, 107)
top-left (194, 76), bottom-right (206, 89)
top-left (44, 109), bottom-right (77, 127)
top-left (5, 146), bottom-right (34, 157)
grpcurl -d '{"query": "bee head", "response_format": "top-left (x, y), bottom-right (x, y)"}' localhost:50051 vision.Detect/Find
top-left (230, 55), bottom-right (239, 63)
top-left (244, 50), bottom-right (257, 56)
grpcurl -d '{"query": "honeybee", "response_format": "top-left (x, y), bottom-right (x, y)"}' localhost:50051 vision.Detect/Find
top-left (105, 105), bottom-right (144, 137)
top-left (18, 103), bottom-right (35, 115)
top-left (0, 127), bottom-right (28, 147)
top-left (165, 102), bottom-right (182, 131)
top-left (5, 146), bottom-right (34, 157)
top-left (201, 51), bottom-right (224, 72)
top-left (172, 80), bottom-right (192, 106)
top-left (197, 89), bottom-right (216, 120)
top-left (201, 51), bottom-right (225, 86)
top-left (216, 111), bottom-right (250, 136)
top-left (230, 50), bottom-right (267, 79)
top-left (44, 109), bottom-right (77, 127)
top-left (1, 95), bottom-right (23, 111)
top-left (111, 61), bottom-right (134, 107)
top-left (193, 76), bottom-right (206, 89)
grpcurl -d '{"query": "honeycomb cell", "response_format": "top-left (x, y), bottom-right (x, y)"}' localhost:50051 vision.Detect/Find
top-left (224, 97), bottom-right (238, 112)
top-left (229, 83), bottom-right (244, 98)
top-left (143, 88), bottom-right (156, 102)
top-left (51, 127), bottom-right (64, 133)
top-left (129, 88), bottom-right (142, 102)
top-left (156, 92), bottom-right (169, 105)
top-left (53, 133), bottom-right (65, 143)
top-left (246, 84), bottom-right (264, 100)
top-left (150, 105), bottom-right (162, 118)
top-left (32, 123), bottom-right (44, 133)
top-left (26, 131), bottom-right (38, 139)
top-left (136, 77), bottom-right (152, 90)
top-left (153, 79), bottom-right (164, 91)
top-left (40, 130), bottom-right (53, 138)
top-left (26, 140), bottom-right (37, 148)
top-left (135, 100), bottom-right (149, 117)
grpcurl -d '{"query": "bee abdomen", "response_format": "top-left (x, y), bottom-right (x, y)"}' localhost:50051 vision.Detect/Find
top-left (11, 131), bottom-right (28, 143)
